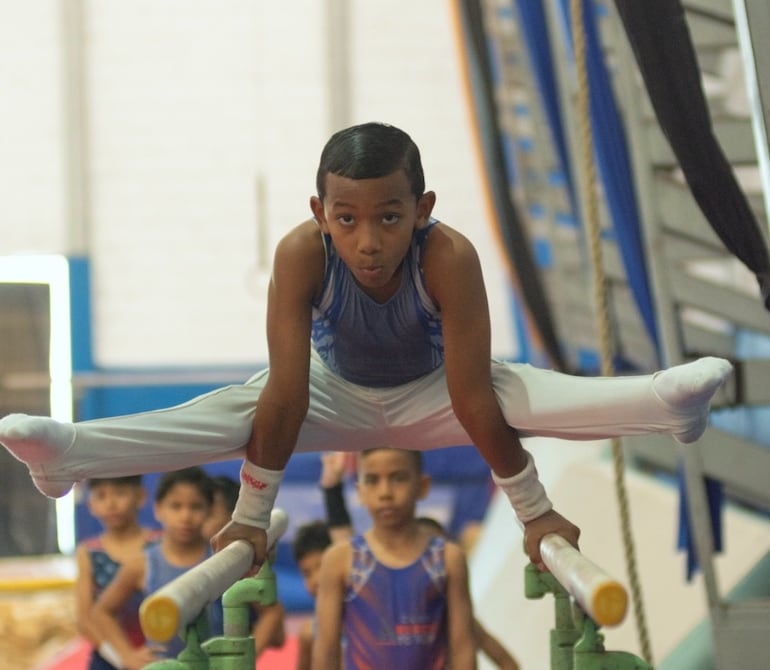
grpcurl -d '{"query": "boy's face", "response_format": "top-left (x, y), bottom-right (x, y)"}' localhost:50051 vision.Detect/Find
top-left (153, 483), bottom-right (211, 545)
top-left (310, 170), bottom-right (436, 302)
top-left (297, 550), bottom-right (324, 600)
top-left (87, 482), bottom-right (145, 531)
top-left (356, 449), bottom-right (429, 528)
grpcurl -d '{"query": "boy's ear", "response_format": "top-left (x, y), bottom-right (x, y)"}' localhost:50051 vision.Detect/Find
top-left (416, 191), bottom-right (436, 227)
top-left (310, 196), bottom-right (328, 230)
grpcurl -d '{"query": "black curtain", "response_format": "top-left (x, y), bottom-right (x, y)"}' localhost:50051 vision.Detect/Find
top-left (614, 0), bottom-right (770, 310)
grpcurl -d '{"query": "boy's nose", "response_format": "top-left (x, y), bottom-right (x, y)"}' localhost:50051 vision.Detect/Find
top-left (357, 223), bottom-right (381, 253)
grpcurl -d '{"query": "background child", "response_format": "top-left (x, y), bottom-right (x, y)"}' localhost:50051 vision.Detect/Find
top-left (314, 452), bottom-right (520, 669)
top-left (75, 475), bottom-right (160, 670)
top-left (292, 520), bottom-right (333, 670)
top-left (313, 447), bottom-right (477, 670)
top-left (91, 467), bottom-right (218, 670)
top-left (202, 474), bottom-right (287, 658)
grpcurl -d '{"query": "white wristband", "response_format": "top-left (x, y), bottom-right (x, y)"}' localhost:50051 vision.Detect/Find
top-left (492, 451), bottom-right (553, 524)
top-left (231, 461), bottom-right (285, 529)
top-left (98, 641), bottom-right (124, 668)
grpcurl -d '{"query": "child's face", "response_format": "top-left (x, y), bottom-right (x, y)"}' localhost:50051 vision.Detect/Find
top-left (356, 449), bottom-right (429, 528)
top-left (153, 483), bottom-right (211, 545)
top-left (310, 170), bottom-right (435, 301)
top-left (87, 482), bottom-right (145, 531)
top-left (297, 550), bottom-right (324, 600)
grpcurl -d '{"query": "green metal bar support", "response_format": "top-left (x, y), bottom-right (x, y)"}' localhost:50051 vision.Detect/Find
top-left (525, 562), bottom-right (654, 669)
top-left (145, 561), bottom-right (277, 670)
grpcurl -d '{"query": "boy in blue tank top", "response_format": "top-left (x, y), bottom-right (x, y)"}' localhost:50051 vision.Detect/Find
top-left (75, 475), bottom-right (161, 670)
top-left (1, 122), bottom-right (732, 572)
top-left (314, 447), bottom-right (476, 670)
top-left (293, 453), bottom-right (519, 670)
top-left (90, 467), bottom-right (220, 668)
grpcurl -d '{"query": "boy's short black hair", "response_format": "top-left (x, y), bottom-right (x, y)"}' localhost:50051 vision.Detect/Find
top-left (155, 467), bottom-right (214, 505)
top-left (86, 475), bottom-right (143, 489)
top-left (292, 520), bottom-right (332, 563)
top-left (316, 122), bottom-right (425, 200)
top-left (417, 516), bottom-right (447, 537)
top-left (210, 474), bottom-right (239, 514)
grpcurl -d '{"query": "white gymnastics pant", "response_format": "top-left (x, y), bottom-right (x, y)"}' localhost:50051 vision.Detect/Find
top-left (34, 352), bottom-right (686, 485)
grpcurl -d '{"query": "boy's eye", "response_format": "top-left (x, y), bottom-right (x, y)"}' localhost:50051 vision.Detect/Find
top-left (337, 215), bottom-right (354, 226)
top-left (382, 213), bottom-right (400, 225)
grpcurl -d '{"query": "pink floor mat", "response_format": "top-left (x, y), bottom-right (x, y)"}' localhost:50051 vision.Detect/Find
top-left (36, 635), bottom-right (298, 670)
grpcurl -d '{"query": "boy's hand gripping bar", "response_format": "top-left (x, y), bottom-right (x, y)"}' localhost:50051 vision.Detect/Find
top-left (140, 508), bottom-right (289, 642)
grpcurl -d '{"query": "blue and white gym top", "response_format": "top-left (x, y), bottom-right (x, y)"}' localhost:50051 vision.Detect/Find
top-left (311, 219), bottom-right (444, 387)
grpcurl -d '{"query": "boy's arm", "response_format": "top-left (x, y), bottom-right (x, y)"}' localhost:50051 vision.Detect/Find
top-left (312, 543), bottom-right (349, 669)
top-left (251, 601), bottom-right (286, 656)
top-left (249, 223), bottom-right (323, 469)
top-left (320, 452), bottom-right (354, 543)
top-left (473, 619), bottom-right (520, 670)
top-left (444, 541), bottom-right (477, 670)
top-left (296, 617), bottom-right (315, 670)
top-left (91, 555), bottom-right (157, 670)
top-left (423, 225), bottom-right (579, 564)
top-left (74, 543), bottom-right (99, 644)
top-left (213, 222), bottom-right (324, 562)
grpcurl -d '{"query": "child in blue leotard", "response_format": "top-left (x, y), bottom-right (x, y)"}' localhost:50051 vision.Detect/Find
top-left (75, 475), bottom-right (160, 670)
top-left (314, 447), bottom-right (477, 670)
top-left (90, 468), bottom-right (220, 669)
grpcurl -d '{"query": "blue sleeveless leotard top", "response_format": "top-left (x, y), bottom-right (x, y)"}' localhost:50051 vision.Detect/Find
top-left (83, 530), bottom-right (161, 648)
top-left (311, 219), bottom-right (444, 387)
top-left (342, 534), bottom-right (448, 670)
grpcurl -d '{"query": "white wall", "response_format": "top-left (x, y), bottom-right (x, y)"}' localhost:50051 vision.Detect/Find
top-left (0, 1), bottom-right (67, 252)
top-left (0, 0), bottom-right (518, 367)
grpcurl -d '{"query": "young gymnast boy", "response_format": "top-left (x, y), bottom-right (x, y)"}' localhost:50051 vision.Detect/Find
top-left (313, 447), bottom-right (477, 669)
top-left (91, 467), bottom-right (219, 668)
top-left (0, 122), bottom-right (732, 569)
top-left (75, 475), bottom-right (160, 670)
top-left (294, 453), bottom-right (520, 669)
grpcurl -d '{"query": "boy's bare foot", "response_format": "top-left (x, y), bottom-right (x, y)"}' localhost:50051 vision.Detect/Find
top-left (0, 414), bottom-right (76, 497)
top-left (652, 357), bottom-right (733, 443)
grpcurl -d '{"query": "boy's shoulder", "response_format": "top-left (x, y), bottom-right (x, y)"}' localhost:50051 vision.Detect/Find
top-left (320, 538), bottom-right (352, 571)
top-left (421, 222), bottom-right (480, 274)
top-left (77, 526), bottom-right (161, 547)
top-left (440, 537), bottom-right (469, 578)
top-left (78, 534), bottom-right (105, 551)
top-left (278, 219), bottom-right (324, 254)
